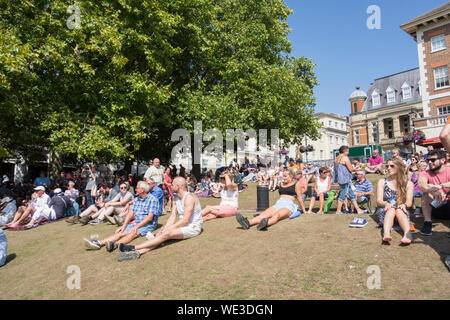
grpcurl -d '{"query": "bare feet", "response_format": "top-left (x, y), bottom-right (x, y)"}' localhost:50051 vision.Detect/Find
top-left (401, 232), bottom-right (412, 245)
top-left (383, 235), bottom-right (392, 242)
top-left (317, 211), bottom-right (323, 214)
top-left (306, 211), bottom-right (313, 215)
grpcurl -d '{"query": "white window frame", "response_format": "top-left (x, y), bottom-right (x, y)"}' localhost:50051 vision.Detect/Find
top-left (372, 91), bottom-right (380, 107)
top-left (438, 105), bottom-right (450, 124)
top-left (386, 86), bottom-right (395, 104)
top-left (434, 66), bottom-right (449, 89)
top-left (354, 130), bottom-right (360, 145)
top-left (401, 82), bottom-right (412, 100)
top-left (431, 34), bottom-right (446, 53)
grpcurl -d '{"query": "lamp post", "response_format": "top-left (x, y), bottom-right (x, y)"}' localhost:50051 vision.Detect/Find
top-left (409, 108), bottom-right (416, 154)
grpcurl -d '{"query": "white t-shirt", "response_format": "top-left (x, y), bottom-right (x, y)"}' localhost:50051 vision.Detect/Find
top-left (220, 189), bottom-right (239, 208)
top-left (144, 165), bottom-right (165, 185)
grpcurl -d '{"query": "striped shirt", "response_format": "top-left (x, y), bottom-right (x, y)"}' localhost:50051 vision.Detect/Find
top-left (354, 178), bottom-right (374, 194)
top-left (131, 193), bottom-right (160, 228)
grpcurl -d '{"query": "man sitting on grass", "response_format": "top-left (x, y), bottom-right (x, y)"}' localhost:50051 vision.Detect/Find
top-left (6, 186), bottom-right (49, 228)
top-left (116, 177), bottom-right (203, 261)
top-left (83, 181), bottom-right (161, 252)
top-left (353, 171), bottom-right (373, 212)
top-left (418, 149), bottom-right (450, 236)
top-left (23, 188), bottom-right (72, 229)
top-left (365, 149), bottom-right (384, 174)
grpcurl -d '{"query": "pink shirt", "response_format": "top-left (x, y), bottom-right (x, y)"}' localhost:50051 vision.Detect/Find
top-left (420, 167), bottom-right (450, 195)
top-left (368, 155), bottom-right (383, 166)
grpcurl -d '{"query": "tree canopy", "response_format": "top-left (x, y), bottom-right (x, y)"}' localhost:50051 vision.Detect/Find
top-left (0, 0), bottom-right (320, 167)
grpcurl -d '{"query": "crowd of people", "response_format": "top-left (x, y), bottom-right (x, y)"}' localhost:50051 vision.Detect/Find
top-left (1, 121), bottom-right (450, 265)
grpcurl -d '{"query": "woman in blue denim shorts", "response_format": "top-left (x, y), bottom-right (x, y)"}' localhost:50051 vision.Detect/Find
top-left (236, 168), bottom-right (303, 231)
top-left (333, 146), bottom-right (362, 214)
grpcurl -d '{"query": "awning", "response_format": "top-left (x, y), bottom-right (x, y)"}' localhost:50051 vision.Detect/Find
top-left (417, 137), bottom-right (443, 148)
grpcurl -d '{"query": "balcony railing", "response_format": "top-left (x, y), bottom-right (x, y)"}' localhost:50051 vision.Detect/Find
top-left (413, 114), bottom-right (449, 127)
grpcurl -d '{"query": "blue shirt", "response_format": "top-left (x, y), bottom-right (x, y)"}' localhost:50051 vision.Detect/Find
top-left (131, 193), bottom-right (160, 229)
top-left (34, 177), bottom-right (51, 186)
top-left (150, 185), bottom-right (164, 216)
top-left (354, 178), bottom-right (374, 194)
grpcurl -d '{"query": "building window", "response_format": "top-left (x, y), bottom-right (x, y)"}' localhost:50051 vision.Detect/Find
top-left (341, 123), bottom-right (344, 130)
top-left (438, 106), bottom-right (450, 124)
top-left (386, 87), bottom-right (395, 104)
top-left (320, 150), bottom-right (323, 159)
top-left (335, 121), bottom-right (338, 128)
top-left (329, 120), bottom-right (332, 127)
top-left (401, 82), bottom-right (411, 100)
top-left (329, 135), bottom-right (333, 146)
top-left (342, 137), bottom-right (345, 144)
top-left (386, 119), bottom-right (393, 139)
top-left (335, 136), bottom-right (339, 145)
top-left (431, 34), bottom-right (446, 52)
top-left (372, 123), bottom-right (378, 143)
top-left (402, 117), bottom-right (410, 133)
top-left (434, 66), bottom-right (449, 89)
top-left (354, 130), bottom-right (360, 145)
top-left (353, 103), bottom-right (357, 113)
top-left (372, 91), bottom-right (380, 106)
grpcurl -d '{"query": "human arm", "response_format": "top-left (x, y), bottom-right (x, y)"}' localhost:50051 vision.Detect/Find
top-left (295, 182), bottom-right (307, 213)
top-left (439, 121), bottom-right (450, 154)
top-left (313, 178), bottom-right (318, 194)
top-left (224, 174), bottom-right (238, 192)
top-left (376, 179), bottom-right (392, 210)
top-left (398, 181), bottom-right (414, 212)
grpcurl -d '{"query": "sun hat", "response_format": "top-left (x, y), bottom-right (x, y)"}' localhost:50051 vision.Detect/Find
top-left (34, 186), bottom-right (45, 191)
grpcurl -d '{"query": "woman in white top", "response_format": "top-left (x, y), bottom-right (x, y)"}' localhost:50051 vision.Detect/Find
top-left (202, 172), bottom-right (239, 222)
top-left (306, 167), bottom-right (332, 214)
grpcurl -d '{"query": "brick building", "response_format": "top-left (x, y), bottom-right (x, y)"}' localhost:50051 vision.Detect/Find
top-left (348, 69), bottom-right (424, 156)
top-left (400, 2), bottom-right (450, 138)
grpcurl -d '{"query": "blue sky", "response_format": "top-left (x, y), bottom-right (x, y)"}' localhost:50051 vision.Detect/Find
top-left (284, 0), bottom-right (446, 116)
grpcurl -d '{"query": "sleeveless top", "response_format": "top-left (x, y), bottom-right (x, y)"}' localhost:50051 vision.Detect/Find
top-left (279, 182), bottom-right (297, 197)
top-left (175, 192), bottom-right (203, 228)
top-left (333, 158), bottom-right (352, 185)
top-left (220, 189), bottom-right (239, 208)
top-left (317, 176), bottom-right (329, 194)
top-left (383, 180), bottom-right (398, 206)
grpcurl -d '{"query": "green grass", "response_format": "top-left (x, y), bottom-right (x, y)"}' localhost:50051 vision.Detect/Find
top-left (0, 174), bottom-right (449, 300)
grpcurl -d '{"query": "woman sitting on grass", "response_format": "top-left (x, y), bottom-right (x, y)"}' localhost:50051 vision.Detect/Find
top-left (376, 158), bottom-right (414, 245)
top-left (202, 172), bottom-right (239, 222)
top-left (306, 167), bottom-right (331, 214)
top-left (236, 168), bottom-right (302, 231)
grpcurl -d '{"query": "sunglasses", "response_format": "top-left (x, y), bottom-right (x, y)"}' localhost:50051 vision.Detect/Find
top-left (426, 158), bottom-right (441, 163)
top-left (120, 186), bottom-right (127, 190)
top-left (387, 164), bottom-right (396, 168)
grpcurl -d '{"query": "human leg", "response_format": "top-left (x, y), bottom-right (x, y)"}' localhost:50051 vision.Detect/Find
top-left (267, 208), bottom-right (291, 227)
top-left (317, 193), bottom-right (326, 214)
top-left (307, 195), bottom-right (317, 214)
top-left (382, 208), bottom-right (396, 242)
top-left (395, 210), bottom-right (412, 244)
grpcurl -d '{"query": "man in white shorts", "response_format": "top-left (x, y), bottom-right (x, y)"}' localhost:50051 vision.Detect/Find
top-left (117, 176), bottom-right (203, 261)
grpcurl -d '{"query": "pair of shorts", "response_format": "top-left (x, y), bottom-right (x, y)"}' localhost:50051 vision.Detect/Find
top-left (272, 198), bottom-right (297, 214)
top-left (312, 193), bottom-right (328, 200)
top-left (180, 224), bottom-right (202, 239)
top-left (431, 201), bottom-right (450, 220)
top-left (413, 190), bottom-right (423, 198)
top-left (211, 205), bottom-right (238, 218)
top-left (125, 222), bottom-right (156, 237)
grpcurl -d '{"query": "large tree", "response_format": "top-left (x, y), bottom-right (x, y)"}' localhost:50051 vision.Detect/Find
top-left (0, 0), bottom-right (320, 176)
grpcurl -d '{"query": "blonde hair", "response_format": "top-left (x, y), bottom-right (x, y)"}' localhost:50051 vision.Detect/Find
top-left (286, 168), bottom-right (297, 177)
top-left (387, 158), bottom-right (407, 205)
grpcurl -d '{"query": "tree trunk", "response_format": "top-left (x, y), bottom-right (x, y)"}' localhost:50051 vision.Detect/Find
top-left (48, 151), bottom-right (62, 184)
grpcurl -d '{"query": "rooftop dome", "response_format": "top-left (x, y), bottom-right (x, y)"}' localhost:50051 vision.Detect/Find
top-left (349, 86), bottom-right (367, 101)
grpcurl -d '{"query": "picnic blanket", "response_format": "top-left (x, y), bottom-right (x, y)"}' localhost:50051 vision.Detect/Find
top-left (3, 217), bottom-right (67, 231)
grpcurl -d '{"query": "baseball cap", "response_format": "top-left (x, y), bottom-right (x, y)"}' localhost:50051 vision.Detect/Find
top-left (53, 188), bottom-right (62, 194)
top-left (2, 175), bottom-right (9, 183)
top-left (34, 186), bottom-right (45, 191)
